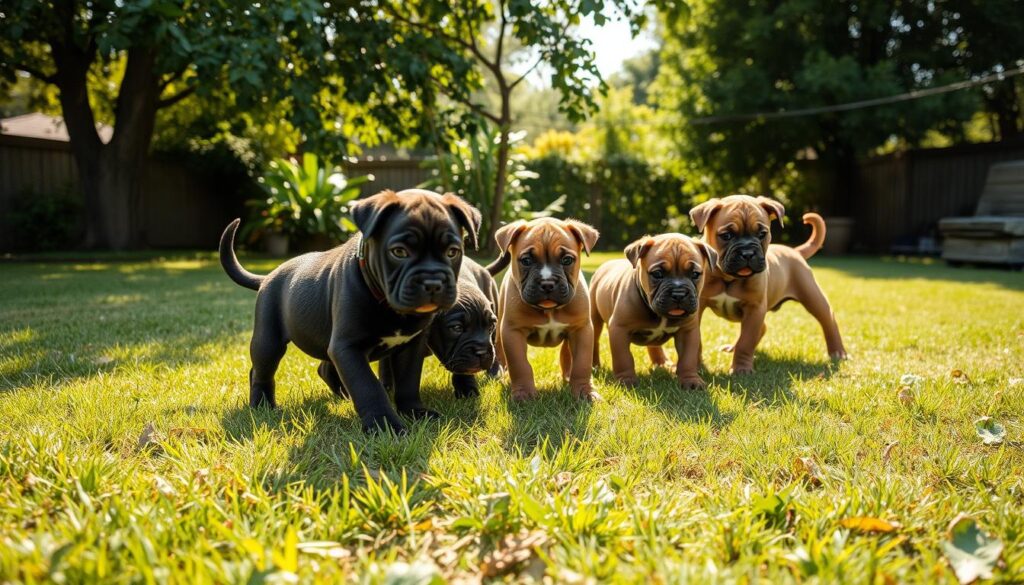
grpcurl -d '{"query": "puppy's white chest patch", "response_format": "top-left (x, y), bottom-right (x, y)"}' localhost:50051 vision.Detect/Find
top-left (379, 329), bottom-right (421, 349)
top-left (532, 314), bottom-right (568, 344)
top-left (644, 318), bottom-right (681, 343)
top-left (708, 292), bottom-right (743, 321)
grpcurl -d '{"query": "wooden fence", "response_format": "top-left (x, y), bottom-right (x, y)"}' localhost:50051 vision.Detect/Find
top-left (0, 134), bottom-right (244, 251)
top-left (842, 140), bottom-right (1024, 252)
top-left (0, 137), bottom-right (432, 251)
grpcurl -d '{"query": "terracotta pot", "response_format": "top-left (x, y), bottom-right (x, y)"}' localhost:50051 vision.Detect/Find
top-left (821, 217), bottom-right (854, 255)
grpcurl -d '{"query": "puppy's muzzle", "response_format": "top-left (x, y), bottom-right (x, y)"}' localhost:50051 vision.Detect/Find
top-left (446, 341), bottom-right (495, 374)
top-left (396, 270), bottom-right (457, 313)
top-left (653, 283), bottom-right (698, 318)
top-left (723, 244), bottom-right (766, 277)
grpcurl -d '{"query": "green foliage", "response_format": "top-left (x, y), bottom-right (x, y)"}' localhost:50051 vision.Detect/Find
top-left (244, 153), bottom-right (367, 246)
top-left (1, 256), bottom-right (1024, 581)
top-left (3, 188), bottom-right (82, 252)
top-left (652, 0), bottom-right (1019, 199)
top-left (420, 127), bottom-right (564, 240)
top-left (523, 154), bottom-right (689, 249)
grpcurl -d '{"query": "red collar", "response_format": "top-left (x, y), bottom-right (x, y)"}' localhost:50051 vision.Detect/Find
top-left (357, 239), bottom-right (386, 303)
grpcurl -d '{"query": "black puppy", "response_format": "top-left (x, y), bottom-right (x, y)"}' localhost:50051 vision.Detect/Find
top-left (424, 257), bottom-right (501, 397)
top-left (219, 189), bottom-right (481, 433)
top-left (325, 257), bottom-right (502, 399)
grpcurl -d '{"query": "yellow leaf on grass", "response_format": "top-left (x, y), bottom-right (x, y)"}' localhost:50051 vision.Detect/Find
top-left (840, 517), bottom-right (900, 533)
top-left (793, 456), bottom-right (824, 486)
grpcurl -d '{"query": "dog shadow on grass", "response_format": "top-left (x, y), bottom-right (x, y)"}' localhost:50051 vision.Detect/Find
top-left (610, 366), bottom-right (736, 429)
top-left (499, 382), bottom-right (595, 455)
top-left (218, 373), bottom-right (482, 490)
top-left (705, 352), bottom-right (841, 405)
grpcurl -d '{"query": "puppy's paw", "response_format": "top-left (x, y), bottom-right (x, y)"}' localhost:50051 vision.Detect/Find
top-left (678, 374), bottom-right (706, 390)
top-left (453, 384), bottom-right (480, 399)
top-left (510, 385), bottom-right (539, 401)
top-left (399, 406), bottom-right (442, 421)
top-left (362, 412), bottom-right (408, 436)
top-left (571, 381), bottom-right (600, 401)
top-left (653, 360), bottom-right (676, 372)
top-left (731, 364), bottom-right (755, 375)
top-left (615, 374), bottom-right (639, 388)
top-left (830, 350), bottom-right (849, 361)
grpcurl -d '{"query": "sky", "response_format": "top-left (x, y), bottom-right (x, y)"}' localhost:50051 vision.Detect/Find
top-left (578, 13), bottom-right (659, 79)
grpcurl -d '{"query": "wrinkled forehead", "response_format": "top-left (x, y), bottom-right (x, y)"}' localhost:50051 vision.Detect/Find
top-left (518, 221), bottom-right (576, 254)
top-left (718, 200), bottom-right (770, 232)
top-left (646, 237), bottom-right (703, 271)
top-left (387, 197), bottom-right (459, 236)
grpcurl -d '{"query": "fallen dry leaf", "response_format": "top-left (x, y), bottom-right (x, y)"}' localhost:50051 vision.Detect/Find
top-left (137, 422), bottom-right (159, 450)
top-left (882, 441), bottom-right (899, 465)
top-left (951, 369), bottom-right (971, 385)
top-left (793, 456), bottom-right (824, 486)
top-left (480, 529), bottom-right (548, 578)
top-left (840, 516), bottom-right (901, 533)
top-left (897, 386), bottom-right (915, 406)
top-left (153, 475), bottom-right (176, 498)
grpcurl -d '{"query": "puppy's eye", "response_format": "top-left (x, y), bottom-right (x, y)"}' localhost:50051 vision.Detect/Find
top-left (449, 323), bottom-right (464, 334)
top-left (390, 246), bottom-right (409, 259)
top-left (718, 231), bottom-right (733, 242)
top-left (519, 256), bottom-right (534, 267)
top-left (691, 271), bottom-right (702, 280)
top-left (446, 246), bottom-right (462, 259)
top-left (560, 255), bottom-right (575, 266)
top-left (649, 269), bottom-right (665, 279)
top-left (758, 230), bottom-right (768, 240)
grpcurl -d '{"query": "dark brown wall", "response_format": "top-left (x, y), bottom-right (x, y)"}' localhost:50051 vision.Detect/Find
top-left (828, 140), bottom-right (1024, 252)
top-left (0, 134), bottom-right (244, 251)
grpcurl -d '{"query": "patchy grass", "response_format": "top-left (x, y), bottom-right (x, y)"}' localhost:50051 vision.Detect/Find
top-left (0, 253), bottom-right (1022, 583)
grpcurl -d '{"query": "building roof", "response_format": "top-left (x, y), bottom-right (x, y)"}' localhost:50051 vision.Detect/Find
top-left (0, 112), bottom-right (113, 143)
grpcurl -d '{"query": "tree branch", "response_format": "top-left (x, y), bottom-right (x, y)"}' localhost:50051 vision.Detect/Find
top-left (429, 78), bottom-right (501, 124)
top-left (510, 56), bottom-right (544, 90)
top-left (12, 62), bottom-right (57, 84)
top-left (157, 85), bottom-right (196, 109)
top-left (495, 0), bottom-right (507, 65)
top-left (159, 65), bottom-right (189, 91)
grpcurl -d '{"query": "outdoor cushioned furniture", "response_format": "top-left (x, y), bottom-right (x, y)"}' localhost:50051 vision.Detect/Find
top-left (939, 160), bottom-right (1024, 266)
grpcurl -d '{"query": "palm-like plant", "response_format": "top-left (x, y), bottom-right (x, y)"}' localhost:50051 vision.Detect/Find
top-left (244, 153), bottom-right (368, 248)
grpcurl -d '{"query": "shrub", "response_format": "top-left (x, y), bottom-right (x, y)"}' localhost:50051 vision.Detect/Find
top-left (243, 153), bottom-right (368, 249)
top-left (522, 154), bottom-right (691, 250)
top-left (5, 187), bottom-right (82, 251)
top-left (420, 126), bottom-right (564, 242)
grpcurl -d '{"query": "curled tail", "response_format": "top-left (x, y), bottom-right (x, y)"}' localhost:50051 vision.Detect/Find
top-left (794, 213), bottom-right (827, 260)
top-left (485, 251), bottom-right (511, 276)
top-left (219, 219), bottom-right (264, 291)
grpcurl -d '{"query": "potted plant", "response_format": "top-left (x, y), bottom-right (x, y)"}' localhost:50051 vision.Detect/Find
top-left (243, 153), bottom-right (369, 255)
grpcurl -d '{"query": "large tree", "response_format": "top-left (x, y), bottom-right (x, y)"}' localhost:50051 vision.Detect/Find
top-left (652, 0), bottom-right (1019, 204)
top-left (380, 0), bottom-right (644, 247)
top-left (0, 0), bottom-right (468, 249)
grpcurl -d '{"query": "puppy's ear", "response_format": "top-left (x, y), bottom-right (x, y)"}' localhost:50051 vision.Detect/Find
top-left (564, 219), bottom-right (599, 256)
top-left (689, 200), bottom-right (723, 233)
top-left (756, 196), bottom-right (786, 228)
top-left (351, 190), bottom-right (401, 238)
top-left (699, 241), bottom-right (719, 271)
top-left (494, 220), bottom-right (528, 254)
top-left (624, 236), bottom-right (655, 267)
top-left (440, 192), bottom-right (482, 250)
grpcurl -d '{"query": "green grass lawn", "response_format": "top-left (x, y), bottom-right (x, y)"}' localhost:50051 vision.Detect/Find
top-left (1, 253), bottom-right (1022, 583)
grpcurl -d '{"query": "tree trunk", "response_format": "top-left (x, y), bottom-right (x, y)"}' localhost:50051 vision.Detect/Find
top-left (486, 88), bottom-right (513, 254)
top-left (55, 46), bottom-right (160, 249)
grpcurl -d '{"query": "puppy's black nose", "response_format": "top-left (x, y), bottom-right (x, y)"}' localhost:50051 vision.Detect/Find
top-left (671, 288), bottom-right (691, 301)
top-left (474, 346), bottom-right (490, 357)
top-left (422, 279), bottom-right (444, 294)
top-left (540, 280), bottom-right (556, 293)
top-left (739, 249), bottom-right (756, 260)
